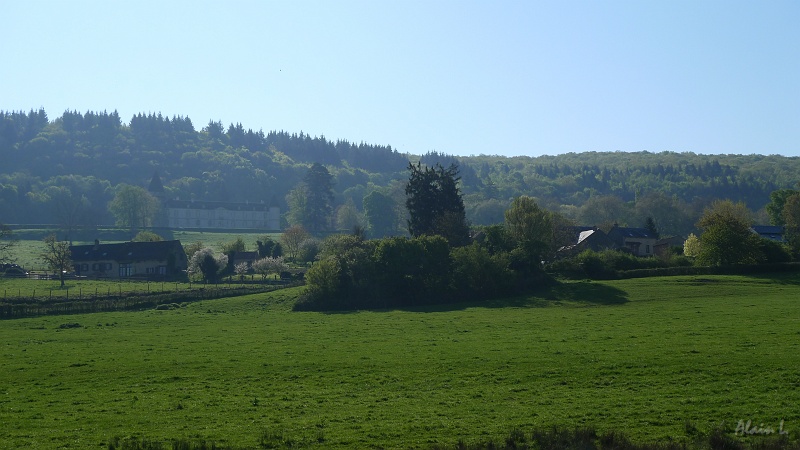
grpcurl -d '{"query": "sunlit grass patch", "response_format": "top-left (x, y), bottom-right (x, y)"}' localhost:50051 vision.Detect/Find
top-left (1, 275), bottom-right (798, 448)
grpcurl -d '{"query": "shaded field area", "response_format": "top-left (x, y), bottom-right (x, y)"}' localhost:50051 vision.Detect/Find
top-left (1, 275), bottom-right (799, 448)
top-left (0, 277), bottom-right (294, 319)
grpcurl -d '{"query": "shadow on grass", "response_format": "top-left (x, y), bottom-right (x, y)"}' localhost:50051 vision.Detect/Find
top-left (542, 280), bottom-right (629, 306)
top-left (366, 280), bottom-right (629, 314)
top-left (747, 271), bottom-right (800, 286)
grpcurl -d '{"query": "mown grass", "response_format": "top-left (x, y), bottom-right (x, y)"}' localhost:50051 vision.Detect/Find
top-left (1, 275), bottom-right (799, 449)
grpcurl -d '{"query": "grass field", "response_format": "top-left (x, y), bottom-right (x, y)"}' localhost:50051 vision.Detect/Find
top-left (1, 274), bottom-right (799, 448)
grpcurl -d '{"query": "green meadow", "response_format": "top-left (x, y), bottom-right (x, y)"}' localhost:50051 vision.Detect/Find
top-left (1, 274), bottom-right (799, 449)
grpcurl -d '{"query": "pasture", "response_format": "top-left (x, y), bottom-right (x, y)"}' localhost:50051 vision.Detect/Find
top-left (1, 274), bottom-right (799, 448)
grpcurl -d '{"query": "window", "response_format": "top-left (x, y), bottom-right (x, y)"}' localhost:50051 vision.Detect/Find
top-left (646, 245), bottom-right (650, 254)
top-left (119, 263), bottom-right (133, 277)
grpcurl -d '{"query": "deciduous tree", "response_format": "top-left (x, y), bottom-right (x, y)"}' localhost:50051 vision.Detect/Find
top-left (505, 196), bottom-right (553, 263)
top-left (46, 186), bottom-right (90, 242)
top-left (696, 200), bottom-right (762, 266)
top-left (363, 190), bottom-right (398, 238)
top-left (281, 225), bottom-right (311, 262)
top-left (108, 184), bottom-right (160, 237)
top-left (252, 256), bottom-right (288, 281)
top-left (132, 231), bottom-right (163, 242)
top-left (766, 189), bottom-right (799, 226)
top-left (40, 234), bottom-right (72, 287)
top-left (782, 193), bottom-right (800, 253)
top-left (234, 262), bottom-right (250, 281)
top-left (0, 223), bottom-right (17, 264)
top-left (578, 195), bottom-right (629, 230)
top-left (335, 198), bottom-right (363, 231)
top-left (683, 233), bottom-right (700, 258)
top-left (188, 248), bottom-right (228, 283)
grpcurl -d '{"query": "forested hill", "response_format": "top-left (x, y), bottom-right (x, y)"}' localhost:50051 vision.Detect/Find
top-left (1, 108), bottom-right (798, 236)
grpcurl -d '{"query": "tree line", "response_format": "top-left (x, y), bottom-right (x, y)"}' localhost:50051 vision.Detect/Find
top-left (3, 108), bottom-right (800, 241)
top-left (296, 161), bottom-right (800, 310)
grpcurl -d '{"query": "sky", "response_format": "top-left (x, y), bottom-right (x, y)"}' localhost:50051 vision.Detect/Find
top-left (3, 0), bottom-right (799, 157)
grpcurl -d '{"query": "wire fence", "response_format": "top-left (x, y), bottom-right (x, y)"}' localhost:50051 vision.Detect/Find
top-left (0, 281), bottom-right (302, 319)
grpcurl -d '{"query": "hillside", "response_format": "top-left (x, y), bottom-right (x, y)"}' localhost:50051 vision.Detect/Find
top-left (2, 108), bottom-right (799, 237)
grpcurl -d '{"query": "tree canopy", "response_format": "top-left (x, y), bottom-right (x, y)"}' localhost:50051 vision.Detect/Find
top-left (108, 184), bottom-right (160, 237)
top-left (405, 162), bottom-right (469, 246)
top-left (696, 200), bottom-right (762, 266)
top-left (3, 108), bottom-right (800, 240)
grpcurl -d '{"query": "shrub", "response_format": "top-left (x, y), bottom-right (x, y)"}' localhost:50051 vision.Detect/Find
top-left (451, 243), bottom-right (514, 301)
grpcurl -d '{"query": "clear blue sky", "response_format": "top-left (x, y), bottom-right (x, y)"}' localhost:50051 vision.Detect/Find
top-left (3, 1), bottom-right (799, 157)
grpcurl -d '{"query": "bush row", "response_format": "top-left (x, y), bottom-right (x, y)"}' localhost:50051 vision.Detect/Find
top-left (295, 235), bottom-right (551, 311)
top-left (547, 249), bottom-right (800, 280)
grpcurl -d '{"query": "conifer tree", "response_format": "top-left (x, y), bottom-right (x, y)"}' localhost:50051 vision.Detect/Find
top-left (405, 162), bottom-right (469, 246)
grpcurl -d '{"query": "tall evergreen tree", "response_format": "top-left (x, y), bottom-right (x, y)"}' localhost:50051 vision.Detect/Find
top-left (643, 217), bottom-right (659, 239)
top-left (304, 163), bottom-right (334, 232)
top-left (405, 162), bottom-right (469, 246)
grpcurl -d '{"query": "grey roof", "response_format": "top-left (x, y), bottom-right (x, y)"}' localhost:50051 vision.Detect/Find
top-left (751, 225), bottom-right (784, 241)
top-left (164, 199), bottom-right (272, 211)
top-left (609, 226), bottom-right (657, 239)
top-left (70, 240), bottom-right (184, 263)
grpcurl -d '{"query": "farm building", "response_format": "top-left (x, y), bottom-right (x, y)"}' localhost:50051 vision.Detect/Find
top-left (69, 240), bottom-right (188, 280)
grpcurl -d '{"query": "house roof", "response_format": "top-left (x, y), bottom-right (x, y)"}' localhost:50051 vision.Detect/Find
top-left (558, 228), bottom-right (614, 253)
top-left (654, 236), bottom-right (685, 247)
top-left (751, 225), bottom-right (784, 241)
top-left (608, 226), bottom-right (658, 239)
top-left (577, 229), bottom-right (599, 244)
top-left (70, 240), bottom-right (184, 263)
top-left (232, 251), bottom-right (260, 262)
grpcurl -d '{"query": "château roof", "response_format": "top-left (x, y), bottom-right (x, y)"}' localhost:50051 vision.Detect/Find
top-left (164, 199), bottom-right (273, 211)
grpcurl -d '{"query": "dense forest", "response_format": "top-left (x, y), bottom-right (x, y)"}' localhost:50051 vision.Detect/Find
top-left (1, 108), bottom-right (798, 238)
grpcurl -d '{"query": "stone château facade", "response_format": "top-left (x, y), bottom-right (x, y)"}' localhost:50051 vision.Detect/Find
top-left (149, 173), bottom-right (280, 230)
